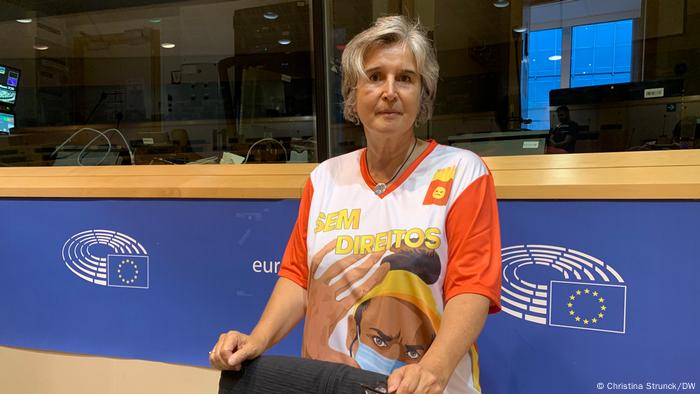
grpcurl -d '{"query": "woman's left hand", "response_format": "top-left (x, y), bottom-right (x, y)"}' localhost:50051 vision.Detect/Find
top-left (386, 362), bottom-right (446, 394)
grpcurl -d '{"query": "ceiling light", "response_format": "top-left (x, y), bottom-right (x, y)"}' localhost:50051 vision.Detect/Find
top-left (263, 11), bottom-right (279, 20)
top-left (16, 18), bottom-right (32, 24)
top-left (160, 42), bottom-right (175, 49)
top-left (493, 0), bottom-right (510, 8)
top-left (33, 44), bottom-right (49, 51)
top-left (513, 26), bottom-right (527, 33)
top-left (278, 39), bottom-right (291, 45)
top-left (148, 18), bottom-right (161, 23)
top-left (548, 55), bottom-right (562, 61)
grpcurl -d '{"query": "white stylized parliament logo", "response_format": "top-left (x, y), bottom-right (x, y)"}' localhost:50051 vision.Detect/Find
top-left (62, 230), bottom-right (150, 289)
top-left (501, 245), bottom-right (626, 334)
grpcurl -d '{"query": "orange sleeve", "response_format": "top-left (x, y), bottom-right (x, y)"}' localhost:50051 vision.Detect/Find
top-left (277, 178), bottom-right (313, 289)
top-left (443, 172), bottom-right (502, 313)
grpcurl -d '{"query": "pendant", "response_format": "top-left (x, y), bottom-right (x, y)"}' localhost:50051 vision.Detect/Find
top-left (374, 183), bottom-right (387, 195)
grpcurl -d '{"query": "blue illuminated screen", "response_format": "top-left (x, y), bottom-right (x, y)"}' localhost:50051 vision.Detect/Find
top-left (0, 65), bottom-right (20, 105)
top-left (0, 112), bottom-right (15, 133)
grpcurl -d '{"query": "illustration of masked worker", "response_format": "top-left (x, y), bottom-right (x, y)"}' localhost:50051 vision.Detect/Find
top-left (345, 247), bottom-right (442, 376)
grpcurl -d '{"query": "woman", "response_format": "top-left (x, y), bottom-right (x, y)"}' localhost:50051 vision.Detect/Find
top-left (210, 15), bottom-right (502, 394)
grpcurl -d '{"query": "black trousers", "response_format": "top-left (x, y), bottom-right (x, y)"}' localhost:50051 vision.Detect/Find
top-left (219, 356), bottom-right (388, 394)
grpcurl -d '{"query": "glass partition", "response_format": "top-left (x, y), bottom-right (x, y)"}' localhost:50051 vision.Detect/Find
top-left (326, 0), bottom-right (700, 157)
top-left (0, 0), bottom-right (316, 166)
top-left (0, 0), bottom-right (698, 166)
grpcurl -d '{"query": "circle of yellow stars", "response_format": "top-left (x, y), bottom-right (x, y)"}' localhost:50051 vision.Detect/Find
top-left (567, 288), bottom-right (606, 326)
top-left (117, 259), bottom-right (139, 285)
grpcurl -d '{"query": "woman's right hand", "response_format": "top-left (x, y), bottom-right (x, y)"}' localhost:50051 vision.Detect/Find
top-left (209, 330), bottom-right (266, 371)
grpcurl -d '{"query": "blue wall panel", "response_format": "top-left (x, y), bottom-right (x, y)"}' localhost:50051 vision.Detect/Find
top-left (1, 198), bottom-right (698, 392)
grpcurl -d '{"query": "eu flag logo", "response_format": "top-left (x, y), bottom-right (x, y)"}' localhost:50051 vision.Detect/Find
top-left (548, 281), bottom-right (626, 333)
top-left (107, 254), bottom-right (149, 289)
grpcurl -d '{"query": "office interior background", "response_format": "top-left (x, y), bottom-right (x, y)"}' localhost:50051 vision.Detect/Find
top-left (1, 2), bottom-right (699, 394)
top-left (0, 0), bottom-right (697, 165)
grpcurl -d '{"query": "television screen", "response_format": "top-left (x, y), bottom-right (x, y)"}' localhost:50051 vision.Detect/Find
top-left (0, 112), bottom-right (14, 134)
top-left (0, 65), bottom-right (20, 105)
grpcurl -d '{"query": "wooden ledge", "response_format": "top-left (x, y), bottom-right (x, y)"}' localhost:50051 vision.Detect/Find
top-left (0, 164), bottom-right (317, 199)
top-left (0, 150), bottom-right (698, 199)
top-left (485, 150), bottom-right (700, 199)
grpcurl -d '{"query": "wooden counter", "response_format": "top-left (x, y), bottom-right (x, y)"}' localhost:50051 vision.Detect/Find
top-left (0, 150), bottom-right (699, 199)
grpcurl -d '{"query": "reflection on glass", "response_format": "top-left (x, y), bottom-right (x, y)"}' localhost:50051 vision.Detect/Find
top-left (0, 0), bottom-right (699, 166)
top-left (0, 0), bottom-right (315, 166)
top-left (326, 0), bottom-right (700, 157)
top-left (526, 28), bottom-right (562, 131)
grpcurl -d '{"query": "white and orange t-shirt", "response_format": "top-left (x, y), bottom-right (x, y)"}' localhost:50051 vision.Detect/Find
top-left (279, 140), bottom-right (502, 394)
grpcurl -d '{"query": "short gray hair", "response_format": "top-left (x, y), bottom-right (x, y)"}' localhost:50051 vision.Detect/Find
top-left (341, 15), bottom-right (439, 126)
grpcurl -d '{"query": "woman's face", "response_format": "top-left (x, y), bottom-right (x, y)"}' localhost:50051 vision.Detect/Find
top-left (347, 296), bottom-right (435, 364)
top-left (355, 44), bottom-right (421, 137)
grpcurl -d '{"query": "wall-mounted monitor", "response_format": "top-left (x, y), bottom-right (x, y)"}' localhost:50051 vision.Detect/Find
top-left (0, 65), bottom-right (20, 106)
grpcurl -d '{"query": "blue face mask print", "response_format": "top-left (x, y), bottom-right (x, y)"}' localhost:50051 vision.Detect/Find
top-left (354, 339), bottom-right (406, 375)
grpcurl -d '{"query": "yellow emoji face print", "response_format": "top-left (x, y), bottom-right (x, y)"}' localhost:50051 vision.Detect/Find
top-left (432, 186), bottom-right (446, 200)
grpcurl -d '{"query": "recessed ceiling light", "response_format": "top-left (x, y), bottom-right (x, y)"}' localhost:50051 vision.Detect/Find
top-left (278, 39), bottom-right (291, 45)
top-left (493, 0), bottom-right (510, 8)
top-left (160, 42), bottom-right (175, 49)
top-left (16, 18), bottom-right (33, 24)
top-left (33, 44), bottom-right (49, 51)
top-left (548, 55), bottom-right (562, 61)
top-left (148, 18), bottom-right (161, 23)
top-left (513, 27), bottom-right (527, 33)
top-left (263, 11), bottom-right (279, 20)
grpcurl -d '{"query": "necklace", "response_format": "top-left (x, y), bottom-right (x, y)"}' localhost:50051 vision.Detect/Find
top-left (365, 138), bottom-right (417, 195)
